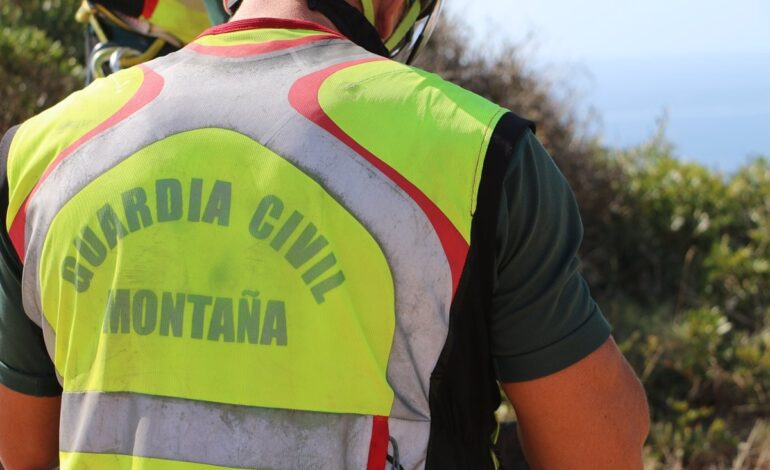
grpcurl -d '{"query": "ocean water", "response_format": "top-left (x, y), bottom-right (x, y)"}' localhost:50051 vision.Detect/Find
top-left (585, 53), bottom-right (770, 173)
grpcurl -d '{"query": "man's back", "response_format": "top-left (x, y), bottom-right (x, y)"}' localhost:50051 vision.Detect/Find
top-left (4, 19), bottom-right (515, 468)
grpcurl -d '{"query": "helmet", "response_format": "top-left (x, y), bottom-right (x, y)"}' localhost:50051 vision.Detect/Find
top-left (380, 0), bottom-right (444, 64)
top-left (77, 0), bottom-right (223, 82)
top-left (224, 0), bottom-right (443, 64)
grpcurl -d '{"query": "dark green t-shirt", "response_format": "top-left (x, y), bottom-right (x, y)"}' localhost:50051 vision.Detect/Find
top-left (0, 126), bottom-right (62, 396)
top-left (0, 120), bottom-right (610, 396)
top-left (492, 129), bottom-right (610, 381)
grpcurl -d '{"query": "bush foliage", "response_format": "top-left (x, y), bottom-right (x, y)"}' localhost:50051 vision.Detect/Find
top-left (421, 17), bottom-right (770, 470)
top-left (3, 5), bottom-right (769, 469)
top-left (1, 0), bottom-right (84, 130)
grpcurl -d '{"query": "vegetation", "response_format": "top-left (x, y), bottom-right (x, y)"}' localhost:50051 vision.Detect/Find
top-left (3, 3), bottom-right (769, 469)
top-left (419, 19), bottom-right (770, 470)
top-left (1, 0), bottom-right (84, 129)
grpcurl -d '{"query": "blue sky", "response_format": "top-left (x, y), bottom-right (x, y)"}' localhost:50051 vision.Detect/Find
top-left (445, 0), bottom-right (770, 62)
top-left (444, 0), bottom-right (770, 170)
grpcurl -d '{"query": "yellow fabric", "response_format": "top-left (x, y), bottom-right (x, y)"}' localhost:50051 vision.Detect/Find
top-left (39, 129), bottom-right (396, 416)
top-left (318, 60), bottom-right (505, 242)
top-left (6, 67), bottom-right (145, 230)
top-left (60, 452), bottom-right (243, 469)
top-left (144, 0), bottom-right (211, 44)
top-left (193, 27), bottom-right (332, 47)
top-left (361, 0), bottom-right (376, 25)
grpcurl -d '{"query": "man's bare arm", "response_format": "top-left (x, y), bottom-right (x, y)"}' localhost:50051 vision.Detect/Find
top-left (502, 337), bottom-right (649, 470)
top-left (0, 384), bottom-right (60, 470)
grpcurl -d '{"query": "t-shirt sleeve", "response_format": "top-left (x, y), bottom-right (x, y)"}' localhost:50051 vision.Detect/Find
top-left (0, 127), bottom-right (62, 397)
top-left (490, 129), bottom-right (611, 383)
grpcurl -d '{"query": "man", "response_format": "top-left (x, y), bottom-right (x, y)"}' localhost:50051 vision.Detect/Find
top-left (0, 0), bottom-right (649, 468)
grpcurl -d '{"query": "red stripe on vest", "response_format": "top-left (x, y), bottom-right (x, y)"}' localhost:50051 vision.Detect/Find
top-left (8, 65), bottom-right (165, 260)
top-left (288, 58), bottom-right (469, 294)
top-left (141, 0), bottom-right (159, 19)
top-left (367, 416), bottom-right (389, 470)
top-left (187, 34), bottom-right (340, 58)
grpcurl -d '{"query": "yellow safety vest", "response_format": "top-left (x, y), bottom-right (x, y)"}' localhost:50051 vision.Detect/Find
top-left (6, 20), bottom-right (509, 469)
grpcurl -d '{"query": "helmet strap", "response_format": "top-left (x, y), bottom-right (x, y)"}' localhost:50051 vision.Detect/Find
top-left (306, 0), bottom-right (388, 57)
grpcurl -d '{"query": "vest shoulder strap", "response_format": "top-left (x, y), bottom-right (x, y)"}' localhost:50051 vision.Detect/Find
top-left (5, 66), bottom-right (149, 260)
top-left (316, 59), bottom-right (508, 244)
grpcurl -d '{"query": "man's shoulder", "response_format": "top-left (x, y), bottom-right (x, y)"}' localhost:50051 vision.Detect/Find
top-left (7, 66), bottom-right (148, 175)
top-left (323, 58), bottom-right (504, 126)
top-left (4, 66), bottom-right (151, 230)
top-left (18, 66), bottom-right (147, 138)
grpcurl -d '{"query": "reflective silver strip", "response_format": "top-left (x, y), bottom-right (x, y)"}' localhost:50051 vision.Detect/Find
top-left (25, 39), bottom-right (455, 467)
top-left (61, 391), bottom-right (372, 469)
top-left (389, 417), bottom-right (431, 470)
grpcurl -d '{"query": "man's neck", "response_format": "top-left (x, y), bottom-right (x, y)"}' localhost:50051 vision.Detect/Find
top-left (229, 1), bottom-right (340, 33)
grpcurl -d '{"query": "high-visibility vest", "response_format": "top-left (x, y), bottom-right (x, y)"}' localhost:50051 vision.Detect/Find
top-left (5, 19), bottom-right (530, 469)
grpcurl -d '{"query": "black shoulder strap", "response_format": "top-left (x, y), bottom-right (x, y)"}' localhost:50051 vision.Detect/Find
top-left (426, 112), bottom-right (534, 469)
top-left (475, 113), bottom-right (536, 243)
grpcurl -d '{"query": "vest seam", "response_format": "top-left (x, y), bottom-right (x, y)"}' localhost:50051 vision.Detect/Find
top-left (470, 108), bottom-right (507, 218)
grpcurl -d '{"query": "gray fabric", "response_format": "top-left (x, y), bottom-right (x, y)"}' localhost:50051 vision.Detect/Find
top-left (389, 416), bottom-right (431, 469)
top-left (0, 125), bottom-right (19, 185)
top-left (61, 391), bottom-right (373, 469)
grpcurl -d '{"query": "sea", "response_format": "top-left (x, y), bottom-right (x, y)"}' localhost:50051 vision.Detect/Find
top-left (582, 52), bottom-right (770, 173)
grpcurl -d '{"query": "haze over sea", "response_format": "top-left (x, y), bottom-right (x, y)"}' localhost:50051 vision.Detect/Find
top-left (446, 0), bottom-right (770, 173)
top-left (591, 53), bottom-right (770, 171)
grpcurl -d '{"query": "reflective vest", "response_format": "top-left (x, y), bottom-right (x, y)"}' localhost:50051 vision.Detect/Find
top-left (5, 19), bottom-right (530, 469)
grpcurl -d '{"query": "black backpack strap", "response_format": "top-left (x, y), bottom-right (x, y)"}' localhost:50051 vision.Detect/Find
top-left (426, 112), bottom-right (534, 469)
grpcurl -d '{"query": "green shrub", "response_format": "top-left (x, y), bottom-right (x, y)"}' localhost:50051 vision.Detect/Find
top-left (0, 0), bottom-right (84, 130)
